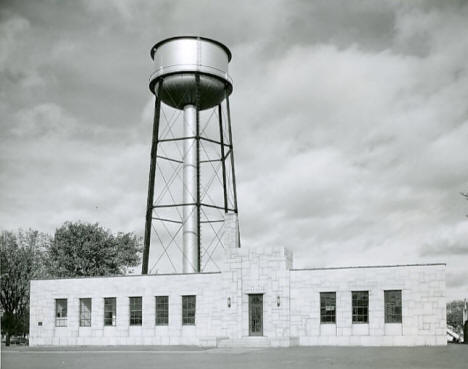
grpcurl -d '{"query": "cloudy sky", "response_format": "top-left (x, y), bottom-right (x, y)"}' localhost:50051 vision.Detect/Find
top-left (1, 0), bottom-right (467, 299)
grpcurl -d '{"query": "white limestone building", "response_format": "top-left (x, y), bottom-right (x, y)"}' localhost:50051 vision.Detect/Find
top-left (29, 37), bottom-right (447, 347)
top-left (29, 216), bottom-right (446, 347)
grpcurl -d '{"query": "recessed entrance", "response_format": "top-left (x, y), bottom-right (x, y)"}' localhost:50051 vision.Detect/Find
top-left (249, 294), bottom-right (263, 336)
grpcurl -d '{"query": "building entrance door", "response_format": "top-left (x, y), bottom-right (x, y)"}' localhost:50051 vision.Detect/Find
top-left (249, 294), bottom-right (263, 336)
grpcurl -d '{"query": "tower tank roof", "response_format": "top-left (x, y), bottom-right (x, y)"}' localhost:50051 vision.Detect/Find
top-left (150, 36), bottom-right (232, 61)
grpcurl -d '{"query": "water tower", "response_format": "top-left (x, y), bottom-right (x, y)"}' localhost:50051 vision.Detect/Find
top-left (142, 36), bottom-right (239, 274)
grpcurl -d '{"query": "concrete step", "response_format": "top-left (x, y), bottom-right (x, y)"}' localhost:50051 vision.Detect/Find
top-left (199, 336), bottom-right (229, 347)
top-left (217, 336), bottom-right (271, 348)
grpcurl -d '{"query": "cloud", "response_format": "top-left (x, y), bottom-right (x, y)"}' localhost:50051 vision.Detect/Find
top-left (421, 222), bottom-right (468, 256)
top-left (9, 103), bottom-right (77, 138)
top-left (230, 3), bottom-right (468, 283)
top-left (0, 11), bottom-right (44, 90)
top-left (0, 0), bottom-right (467, 295)
top-left (447, 270), bottom-right (468, 289)
top-left (0, 100), bottom-right (148, 234)
top-left (0, 12), bottom-right (29, 69)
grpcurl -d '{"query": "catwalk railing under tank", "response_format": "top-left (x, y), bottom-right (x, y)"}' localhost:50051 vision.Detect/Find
top-left (142, 36), bottom-right (239, 275)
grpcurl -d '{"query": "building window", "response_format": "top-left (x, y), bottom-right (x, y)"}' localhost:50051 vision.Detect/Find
top-left (104, 297), bottom-right (116, 326)
top-left (352, 291), bottom-right (369, 323)
top-left (129, 297), bottom-right (142, 325)
top-left (155, 296), bottom-right (169, 325)
top-left (55, 299), bottom-right (67, 327)
top-left (79, 298), bottom-right (92, 327)
top-left (320, 292), bottom-right (336, 323)
top-left (182, 295), bottom-right (196, 325)
top-left (385, 290), bottom-right (402, 323)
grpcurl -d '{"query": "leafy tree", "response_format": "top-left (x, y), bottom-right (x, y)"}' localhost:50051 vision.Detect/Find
top-left (0, 230), bottom-right (50, 346)
top-left (47, 221), bottom-right (142, 277)
top-left (447, 300), bottom-right (465, 333)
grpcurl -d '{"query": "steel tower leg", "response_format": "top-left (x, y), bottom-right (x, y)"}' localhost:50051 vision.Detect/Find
top-left (226, 90), bottom-right (240, 248)
top-left (182, 104), bottom-right (199, 273)
top-left (142, 91), bottom-right (162, 274)
top-left (226, 92), bottom-right (239, 214)
top-left (218, 104), bottom-right (228, 213)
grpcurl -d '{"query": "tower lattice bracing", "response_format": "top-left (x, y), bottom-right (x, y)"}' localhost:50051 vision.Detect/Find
top-left (142, 37), bottom-right (239, 274)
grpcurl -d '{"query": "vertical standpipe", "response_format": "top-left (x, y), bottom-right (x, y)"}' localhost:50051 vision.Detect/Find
top-left (183, 104), bottom-right (198, 273)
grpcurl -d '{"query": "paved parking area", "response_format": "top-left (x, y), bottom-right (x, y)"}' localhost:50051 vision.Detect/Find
top-left (2, 344), bottom-right (468, 369)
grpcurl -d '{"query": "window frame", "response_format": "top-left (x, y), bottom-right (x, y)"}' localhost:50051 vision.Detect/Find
top-left (182, 295), bottom-right (196, 326)
top-left (104, 297), bottom-right (117, 326)
top-left (352, 291), bottom-right (369, 324)
top-left (79, 298), bottom-right (92, 327)
top-left (320, 292), bottom-right (336, 324)
top-left (129, 296), bottom-right (142, 326)
top-left (155, 296), bottom-right (169, 326)
top-left (384, 290), bottom-right (402, 323)
top-left (55, 298), bottom-right (68, 327)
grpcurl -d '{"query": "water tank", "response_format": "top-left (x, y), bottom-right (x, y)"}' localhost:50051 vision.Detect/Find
top-left (149, 36), bottom-right (233, 110)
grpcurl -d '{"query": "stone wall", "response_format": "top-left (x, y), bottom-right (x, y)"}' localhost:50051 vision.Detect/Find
top-left (290, 264), bottom-right (446, 346)
top-left (29, 240), bottom-right (446, 347)
top-left (29, 272), bottom-right (224, 346)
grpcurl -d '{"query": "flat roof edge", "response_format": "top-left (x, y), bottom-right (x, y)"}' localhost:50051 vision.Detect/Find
top-left (291, 263), bottom-right (446, 272)
top-left (31, 271), bottom-right (222, 282)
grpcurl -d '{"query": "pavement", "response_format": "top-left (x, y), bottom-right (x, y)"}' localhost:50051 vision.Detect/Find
top-left (2, 344), bottom-right (468, 369)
